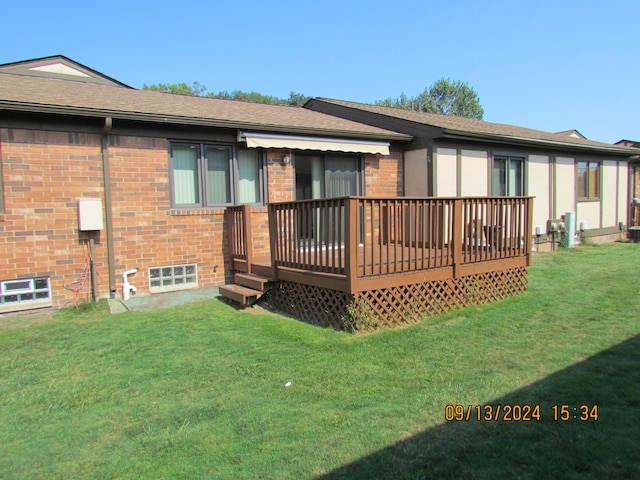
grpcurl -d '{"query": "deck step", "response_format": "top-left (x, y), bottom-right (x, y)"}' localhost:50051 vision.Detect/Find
top-left (219, 284), bottom-right (264, 306)
top-left (234, 273), bottom-right (273, 291)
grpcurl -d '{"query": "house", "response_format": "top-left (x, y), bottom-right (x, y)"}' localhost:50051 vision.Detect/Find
top-left (615, 140), bottom-right (640, 226)
top-left (305, 98), bottom-right (640, 248)
top-left (3, 55), bottom-right (629, 329)
top-left (0, 56), bottom-right (412, 317)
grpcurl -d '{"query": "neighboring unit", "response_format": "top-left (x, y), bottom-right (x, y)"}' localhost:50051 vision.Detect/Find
top-left (615, 139), bottom-right (640, 227)
top-left (306, 98), bottom-right (640, 248)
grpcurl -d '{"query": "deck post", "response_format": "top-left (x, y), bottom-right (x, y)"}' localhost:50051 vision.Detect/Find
top-left (267, 204), bottom-right (278, 279)
top-left (452, 198), bottom-right (463, 279)
top-left (242, 203), bottom-right (253, 274)
top-left (345, 197), bottom-right (359, 293)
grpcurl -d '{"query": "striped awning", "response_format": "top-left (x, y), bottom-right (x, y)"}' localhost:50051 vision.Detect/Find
top-left (242, 132), bottom-right (389, 155)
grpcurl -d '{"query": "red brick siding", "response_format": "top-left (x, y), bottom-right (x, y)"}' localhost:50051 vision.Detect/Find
top-left (633, 166), bottom-right (640, 226)
top-left (108, 135), bottom-right (232, 294)
top-left (0, 129), bottom-right (403, 309)
top-left (266, 150), bottom-right (295, 203)
top-left (0, 128), bottom-right (106, 307)
top-left (365, 150), bottom-right (403, 197)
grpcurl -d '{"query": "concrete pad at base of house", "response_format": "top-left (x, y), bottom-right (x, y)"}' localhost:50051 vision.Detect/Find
top-left (117, 287), bottom-right (220, 313)
top-left (107, 298), bottom-right (130, 314)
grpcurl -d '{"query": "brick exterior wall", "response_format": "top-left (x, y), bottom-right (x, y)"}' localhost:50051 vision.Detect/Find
top-left (631, 164), bottom-right (639, 226)
top-left (108, 135), bottom-right (228, 295)
top-left (0, 128), bottom-right (106, 308)
top-left (0, 128), bottom-right (402, 311)
top-left (365, 150), bottom-right (403, 197)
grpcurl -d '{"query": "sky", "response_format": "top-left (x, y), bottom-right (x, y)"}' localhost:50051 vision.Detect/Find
top-left (1, 0), bottom-right (639, 143)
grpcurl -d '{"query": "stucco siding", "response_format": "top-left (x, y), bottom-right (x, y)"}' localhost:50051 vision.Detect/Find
top-left (617, 163), bottom-right (628, 225)
top-left (577, 201), bottom-right (601, 230)
top-left (555, 157), bottom-right (575, 217)
top-left (601, 160), bottom-right (617, 229)
top-left (528, 155), bottom-right (550, 230)
top-left (435, 148), bottom-right (457, 197)
top-left (460, 150), bottom-right (487, 196)
top-left (404, 148), bottom-right (429, 196)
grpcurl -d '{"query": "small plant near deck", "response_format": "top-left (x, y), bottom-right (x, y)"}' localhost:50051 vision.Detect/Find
top-left (463, 279), bottom-right (482, 303)
top-left (341, 298), bottom-right (376, 332)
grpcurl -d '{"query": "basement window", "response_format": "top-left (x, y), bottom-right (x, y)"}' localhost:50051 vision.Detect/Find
top-left (148, 264), bottom-right (198, 292)
top-left (0, 277), bottom-right (52, 313)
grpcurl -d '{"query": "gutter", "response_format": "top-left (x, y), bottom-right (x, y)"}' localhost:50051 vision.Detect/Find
top-left (440, 130), bottom-right (639, 156)
top-left (0, 101), bottom-right (412, 142)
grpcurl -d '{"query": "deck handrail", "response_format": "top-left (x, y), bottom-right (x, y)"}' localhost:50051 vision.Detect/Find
top-left (227, 204), bottom-right (253, 273)
top-left (269, 197), bottom-right (348, 275)
top-left (267, 196), bottom-right (533, 281)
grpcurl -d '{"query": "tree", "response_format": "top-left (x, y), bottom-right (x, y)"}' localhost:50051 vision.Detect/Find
top-left (142, 81), bottom-right (208, 96)
top-left (374, 78), bottom-right (484, 119)
top-left (142, 82), bottom-right (310, 106)
top-left (287, 92), bottom-right (311, 107)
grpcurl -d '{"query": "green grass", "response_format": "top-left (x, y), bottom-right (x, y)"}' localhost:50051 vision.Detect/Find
top-left (1, 243), bottom-right (639, 479)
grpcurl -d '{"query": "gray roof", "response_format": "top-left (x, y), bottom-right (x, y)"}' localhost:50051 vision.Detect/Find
top-left (0, 72), bottom-right (411, 141)
top-left (309, 98), bottom-right (639, 155)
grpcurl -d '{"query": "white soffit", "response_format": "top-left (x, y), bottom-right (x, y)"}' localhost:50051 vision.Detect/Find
top-left (243, 132), bottom-right (390, 155)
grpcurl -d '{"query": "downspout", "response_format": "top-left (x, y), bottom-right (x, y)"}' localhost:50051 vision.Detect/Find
top-left (629, 155), bottom-right (640, 228)
top-left (102, 117), bottom-right (116, 298)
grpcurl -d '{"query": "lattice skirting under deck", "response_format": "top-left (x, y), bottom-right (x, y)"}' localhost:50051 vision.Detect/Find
top-left (269, 267), bottom-right (528, 332)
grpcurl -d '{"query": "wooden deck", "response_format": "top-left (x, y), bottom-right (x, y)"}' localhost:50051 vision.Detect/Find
top-left (227, 196), bottom-right (533, 330)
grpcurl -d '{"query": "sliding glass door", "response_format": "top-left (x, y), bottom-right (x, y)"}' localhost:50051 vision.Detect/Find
top-left (295, 154), bottom-right (362, 243)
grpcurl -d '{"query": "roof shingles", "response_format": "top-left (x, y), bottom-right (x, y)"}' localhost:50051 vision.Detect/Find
top-left (313, 98), bottom-right (638, 153)
top-left (0, 73), bottom-right (410, 140)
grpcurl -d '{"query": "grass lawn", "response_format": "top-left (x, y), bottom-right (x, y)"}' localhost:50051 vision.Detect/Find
top-left (1, 243), bottom-right (639, 479)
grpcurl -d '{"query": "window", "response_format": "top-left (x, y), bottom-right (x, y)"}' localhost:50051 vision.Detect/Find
top-left (577, 161), bottom-right (599, 199)
top-left (149, 264), bottom-right (197, 292)
top-left (0, 277), bottom-right (52, 312)
top-left (492, 155), bottom-right (524, 196)
top-left (170, 143), bottom-right (263, 208)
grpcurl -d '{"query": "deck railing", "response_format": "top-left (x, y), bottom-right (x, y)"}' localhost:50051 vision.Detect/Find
top-left (268, 198), bottom-right (349, 275)
top-left (227, 204), bottom-right (253, 273)
top-left (460, 197), bottom-right (531, 263)
top-left (267, 196), bottom-right (533, 283)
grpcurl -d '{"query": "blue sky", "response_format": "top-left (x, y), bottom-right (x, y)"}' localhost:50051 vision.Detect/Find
top-left (2, 0), bottom-right (638, 143)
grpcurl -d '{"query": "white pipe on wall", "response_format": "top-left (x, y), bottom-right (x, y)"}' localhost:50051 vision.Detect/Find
top-left (122, 268), bottom-right (138, 301)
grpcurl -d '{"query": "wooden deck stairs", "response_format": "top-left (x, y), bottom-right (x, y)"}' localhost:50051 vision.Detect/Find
top-left (219, 272), bottom-right (274, 306)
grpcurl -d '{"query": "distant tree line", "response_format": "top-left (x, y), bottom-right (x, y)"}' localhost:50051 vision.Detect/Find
top-left (142, 77), bottom-right (484, 119)
top-left (142, 82), bottom-right (311, 107)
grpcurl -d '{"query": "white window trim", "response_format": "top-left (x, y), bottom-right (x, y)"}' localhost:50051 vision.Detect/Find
top-left (148, 264), bottom-right (198, 293)
top-left (0, 277), bottom-right (52, 313)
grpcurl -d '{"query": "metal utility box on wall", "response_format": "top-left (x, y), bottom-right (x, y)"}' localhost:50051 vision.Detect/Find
top-left (77, 199), bottom-right (104, 231)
